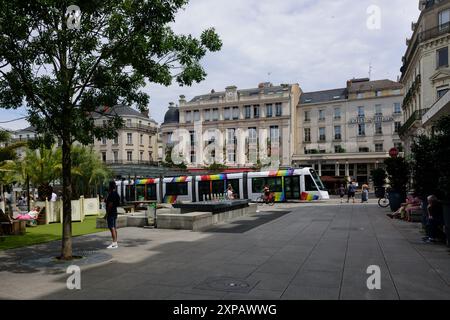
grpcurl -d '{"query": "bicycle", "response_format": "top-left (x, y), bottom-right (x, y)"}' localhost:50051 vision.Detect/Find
top-left (378, 191), bottom-right (390, 208)
top-left (256, 193), bottom-right (275, 206)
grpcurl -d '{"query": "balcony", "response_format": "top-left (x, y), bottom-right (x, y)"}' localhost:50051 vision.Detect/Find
top-left (104, 160), bottom-right (161, 166)
top-left (398, 108), bottom-right (430, 136)
top-left (123, 123), bottom-right (157, 134)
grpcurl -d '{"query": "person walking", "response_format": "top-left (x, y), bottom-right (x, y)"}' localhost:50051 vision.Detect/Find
top-left (226, 184), bottom-right (235, 200)
top-left (361, 184), bottom-right (369, 203)
top-left (105, 181), bottom-right (120, 249)
top-left (338, 184), bottom-right (346, 204)
top-left (347, 181), bottom-right (356, 203)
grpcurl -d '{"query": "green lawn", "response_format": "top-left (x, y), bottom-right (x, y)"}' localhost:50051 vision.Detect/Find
top-left (0, 216), bottom-right (108, 251)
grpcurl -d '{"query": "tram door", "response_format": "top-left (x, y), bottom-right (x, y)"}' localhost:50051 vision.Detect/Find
top-left (198, 181), bottom-right (210, 201)
top-left (285, 176), bottom-right (300, 200)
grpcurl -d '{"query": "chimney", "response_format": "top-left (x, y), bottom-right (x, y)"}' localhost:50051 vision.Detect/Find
top-left (178, 95), bottom-right (186, 106)
top-left (169, 102), bottom-right (176, 108)
top-left (141, 109), bottom-right (149, 118)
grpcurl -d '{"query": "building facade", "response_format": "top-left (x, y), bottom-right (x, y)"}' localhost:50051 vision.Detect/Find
top-left (293, 78), bottom-right (404, 189)
top-left (400, 0), bottom-right (450, 152)
top-left (160, 83), bottom-right (302, 170)
top-left (92, 105), bottom-right (159, 166)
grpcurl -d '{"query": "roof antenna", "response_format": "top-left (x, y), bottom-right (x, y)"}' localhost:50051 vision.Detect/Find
top-left (369, 62), bottom-right (373, 80)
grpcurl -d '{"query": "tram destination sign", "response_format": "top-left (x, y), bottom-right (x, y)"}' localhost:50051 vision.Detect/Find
top-left (349, 116), bottom-right (394, 124)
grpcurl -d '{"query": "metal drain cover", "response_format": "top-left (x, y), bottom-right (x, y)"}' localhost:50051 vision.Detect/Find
top-left (195, 277), bottom-right (257, 293)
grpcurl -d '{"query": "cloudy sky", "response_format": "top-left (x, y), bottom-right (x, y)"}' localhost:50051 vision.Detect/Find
top-left (0, 0), bottom-right (420, 130)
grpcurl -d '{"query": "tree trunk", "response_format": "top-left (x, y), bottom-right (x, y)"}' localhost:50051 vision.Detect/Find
top-left (61, 137), bottom-right (73, 260)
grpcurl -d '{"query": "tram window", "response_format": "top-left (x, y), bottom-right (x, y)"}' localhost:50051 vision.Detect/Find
top-left (267, 177), bottom-right (282, 192)
top-left (252, 178), bottom-right (265, 193)
top-left (166, 182), bottom-right (188, 196)
top-left (309, 169), bottom-right (326, 190)
top-left (305, 175), bottom-right (317, 191)
top-left (212, 180), bottom-right (225, 195)
top-left (126, 185), bottom-right (135, 201)
top-left (227, 179), bottom-right (240, 198)
top-left (136, 185), bottom-right (145, 201)
top-left (146, 184), bottom-right (157, 200)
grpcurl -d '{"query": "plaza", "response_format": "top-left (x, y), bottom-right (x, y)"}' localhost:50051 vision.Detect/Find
top-left (1, 201), bottom-right (449, 300)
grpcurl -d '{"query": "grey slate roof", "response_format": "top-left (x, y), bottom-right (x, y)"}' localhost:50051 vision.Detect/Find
top-left (189, 84), bottom-right (291, 103)
top-left (300, 88), bottom-right (347, 104)
top-left (93, 105), bottom-right (150, 119)
top-left (163, 106), bottom-right (180, 124)
top-left (347, 79), bottom-right (403, 93)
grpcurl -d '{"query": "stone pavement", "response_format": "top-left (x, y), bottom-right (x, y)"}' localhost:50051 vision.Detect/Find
top-left (0, 202), bottom-right (449, 300)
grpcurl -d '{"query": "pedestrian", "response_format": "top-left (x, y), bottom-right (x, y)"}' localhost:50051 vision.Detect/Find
top-left (338, 184), bottom-right (346, 203)
top-left (105, 181), bottom-right (120, 249)
top-left (226, 184), bottom-right (234, 200)
top-left (423, 195), bottom-right (444, 243)
top-left (346, 181), bottom-right (356, 203)
top-left (361, 184), bottom-right (369, 203)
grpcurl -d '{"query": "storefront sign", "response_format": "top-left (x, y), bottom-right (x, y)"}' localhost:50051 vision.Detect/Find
top-left (349, 116), bottom-right (394, 124)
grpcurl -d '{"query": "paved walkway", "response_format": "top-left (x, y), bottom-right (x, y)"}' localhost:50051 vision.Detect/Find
top-left (0, 203), bottom-right (449, 300)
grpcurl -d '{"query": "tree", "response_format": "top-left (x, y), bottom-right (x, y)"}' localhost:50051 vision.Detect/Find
top-left (0, 1), bottom-right (222, 259)
top-left (384, 157), bottom-right (410, 195)
top-left (434, 115), bottom-right (450, 199)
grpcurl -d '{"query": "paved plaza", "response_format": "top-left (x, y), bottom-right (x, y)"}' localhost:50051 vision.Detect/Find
top-left (0, 202), bottom-right (449, 300)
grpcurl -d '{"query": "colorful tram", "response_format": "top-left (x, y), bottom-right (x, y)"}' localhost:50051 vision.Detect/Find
top-left (115, 168), bottom-right (329, 204)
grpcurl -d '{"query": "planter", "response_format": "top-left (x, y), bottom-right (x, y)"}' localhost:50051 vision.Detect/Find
top-left (388, 191), bottom-right (403, 212)
top-left (443, 201), bottom-right (450, 247)
top-left (374, 187), bottom-right (385, 198)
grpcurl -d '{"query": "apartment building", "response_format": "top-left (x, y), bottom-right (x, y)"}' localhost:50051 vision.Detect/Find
top-left (293, 78), bottom-right (404, 188)
top-left (92, 105), bottom-right (159, 166)
top-left (400, 0), bottom-right (450, 152)
top-left (160, 83), bottom-right (302, 169)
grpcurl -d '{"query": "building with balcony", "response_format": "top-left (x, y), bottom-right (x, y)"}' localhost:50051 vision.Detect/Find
top-left (160, 82), bottom-right (302, 170)
top-left (92, 105), bottom-right (161, 177)
top-left (293, 78), bottom-right (404, 190)
top-left (399, 0), bottom-right (450, 152)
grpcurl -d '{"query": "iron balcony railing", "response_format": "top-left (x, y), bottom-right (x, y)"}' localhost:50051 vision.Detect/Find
top-left (398, 108), bottom-right (429, 136)
top-left (104, 160), bottom-right (162, 166)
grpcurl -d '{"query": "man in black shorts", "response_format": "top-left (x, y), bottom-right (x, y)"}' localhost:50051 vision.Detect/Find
top-left (105, 181), bottom-right (120, 249)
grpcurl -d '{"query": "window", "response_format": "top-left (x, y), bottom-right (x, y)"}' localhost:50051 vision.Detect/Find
top-left (375, 122), bottom-right (383, 135)
top-left (357, 93), bottom-right (364, 99)
top-left (166, 182), bottom-right (188, 196)
top-left (270, 126), bottom-right (279, 143)
top-left (359, 147), bottom-right (369, 153)
top-left (304, 128), bottom-right (311, 142)
top-left (357, 106), bottom-right (365, 117)
top-left (358, 123), bottom-right (366, 136)
top-left (334, 126), bottom-right (341, 140)
top-left (204, 109), bottom-right (210, 122)
top-left (140, 151), bottom-right (144, 161)
top-left (375, 91), bottom-right (382, 97)
top-left (113, 136), bottom-right (118, 144)
top-left (101, 152), bottom-right (106, 162)
top-left (319, 127), bottom-right (326, 142)
top-left (394, 103), bottom-right (401, 114)
top-left (189, 131), bottom-right (195, 163)
top-left (394, 121), bottom-right (402, 133)
top-left (437, 87), bottom-right (449, 99)
top-left (185, 111), bottom-right (192, 123)
top-left (252, 177), bottom-right (282, 193)
top-left (244, 106), bottom-right (251, 119)
top-left (375, 143), bottom-right (383, 152)
top-left (318, 110), bottom-right (325, 121)
top-left (126, 119), bottom-right (132, 127)
top-left (375, 104), bottom-right (382, 116)
top-left (101, 137), bottom-right (107, 145)
top-left (304, 110), bottom-right (310, 122)
top-left (127, 133), bottom-right (133, 145)
top-left (437, 47), bottom-right (448, 68)
top-left (334, 107), bottom-right (341, 120)
top-left (140, 134), bottom-right (144, 145)
top-left (193, 110), bottom-right (200, 122)
top-left (232, 107), bottom-right (240, 120)
top-left (304, 175), bottom-right (316, 191)
top-left (253, 105), bottom-right (260, 118)
top-left (212, 108), bottom-right (219, 121)
top-left (439, 9), bottom-right (450, 30)
top-left (224, 107), bottom-right (231, 120)
top-left (127, 151), bottom-right (133, 161)
top-left (113, 151), bottom-right (118, 162)
top-left (266, 104), bottom-right (273, 117)
top-left (275, 103), bottom-right (282, 116)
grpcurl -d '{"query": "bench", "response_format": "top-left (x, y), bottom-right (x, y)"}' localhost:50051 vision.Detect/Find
top-left (406, 207), bottom-right (424, 223)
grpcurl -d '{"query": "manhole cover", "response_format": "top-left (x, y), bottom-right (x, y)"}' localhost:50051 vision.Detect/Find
top-left (19, 251), bottom-right (112, 269)
top-left (195, 277), bottom-right (257, 293)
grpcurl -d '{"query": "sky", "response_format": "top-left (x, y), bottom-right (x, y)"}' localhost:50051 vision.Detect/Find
top-left (0, 0), bottom-right (421, 131)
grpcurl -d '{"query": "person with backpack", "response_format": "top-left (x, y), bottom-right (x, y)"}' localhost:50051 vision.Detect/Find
top-left (347, 181), bottom-right (356, 203)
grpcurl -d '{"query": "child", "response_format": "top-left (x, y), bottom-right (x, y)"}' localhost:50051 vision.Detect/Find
top-left (338, 184), bottom-right (346, 203)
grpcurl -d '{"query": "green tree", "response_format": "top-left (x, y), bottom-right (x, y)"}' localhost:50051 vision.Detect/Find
top-left (384, 157), bottom-right (410, 195)
top-left (0, 1), bottom-right (222, 259)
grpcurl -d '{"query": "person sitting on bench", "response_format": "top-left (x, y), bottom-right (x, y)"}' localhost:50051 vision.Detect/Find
top-left (14, 206), bottom-right (40, 221)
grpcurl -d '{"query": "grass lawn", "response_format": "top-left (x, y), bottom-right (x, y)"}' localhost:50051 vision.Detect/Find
top-left (0, 216), bottom-right (108, 251)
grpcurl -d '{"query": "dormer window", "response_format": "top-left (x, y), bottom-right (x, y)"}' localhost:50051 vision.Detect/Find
top-left (439, 9), bottom-right (450, 31)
